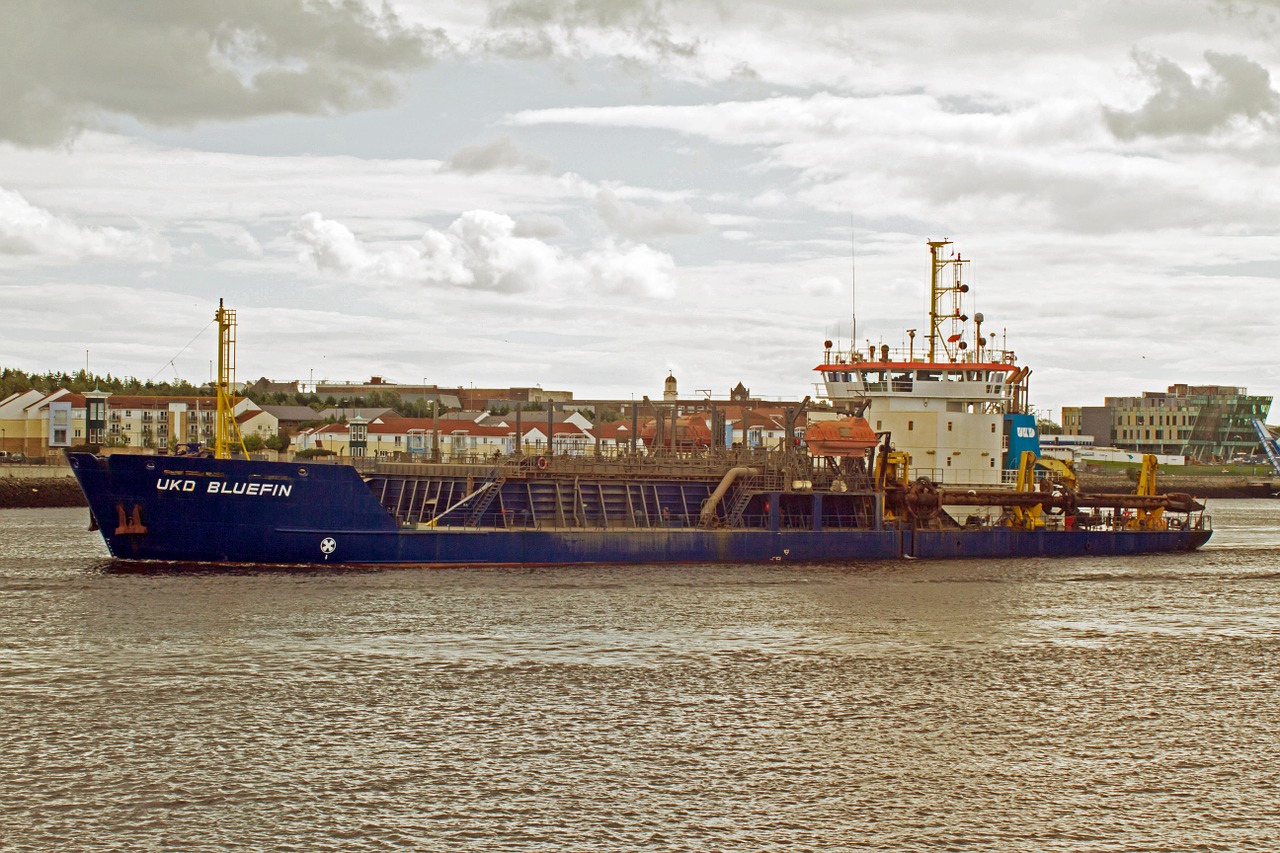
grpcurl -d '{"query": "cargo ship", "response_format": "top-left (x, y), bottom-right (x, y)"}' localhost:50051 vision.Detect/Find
top-left (67, 243), bottom-right (1212, 566)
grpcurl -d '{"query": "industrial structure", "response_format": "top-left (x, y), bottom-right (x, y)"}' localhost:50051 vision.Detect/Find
top-left (1063, 384), bottom-right (1274, 463)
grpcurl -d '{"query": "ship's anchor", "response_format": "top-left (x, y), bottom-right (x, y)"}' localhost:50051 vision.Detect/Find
top-left (114, 502), bottom-right (149, 536)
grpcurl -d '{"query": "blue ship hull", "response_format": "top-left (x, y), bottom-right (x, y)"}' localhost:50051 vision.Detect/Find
top-left (67, 453), bottom-right (1211, 566)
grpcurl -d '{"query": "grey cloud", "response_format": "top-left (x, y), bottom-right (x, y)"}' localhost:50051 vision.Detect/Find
top-left (485, 0), bottom-right (699, 60)
top-left (444, 135), bottom-right (552, 173)
top-left (1104, 50), bottom-right (1280, 139)
top-left (0, 0), bottom-right (442, 146)
top-left (593, 188), bottom-right (711, 238)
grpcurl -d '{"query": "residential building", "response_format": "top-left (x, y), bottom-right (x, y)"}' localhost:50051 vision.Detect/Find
top-left (258, 405), bottom-right (326, 439)
top-left (314, 377), bottom-right (462, 408)
top-left (0, 388), bottom-right (274, 457)
top-left (294, 415), bottom-right (598, 460)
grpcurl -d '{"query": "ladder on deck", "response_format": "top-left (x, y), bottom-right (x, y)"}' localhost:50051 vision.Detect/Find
top-left (724, 476), bottom-right (760, 527)
top-left (464, 477), bottom-right (505, 526)
top-left (1252, 419), bottom-right (1280, 476)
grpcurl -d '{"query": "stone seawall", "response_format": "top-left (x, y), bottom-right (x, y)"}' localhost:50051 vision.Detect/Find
top-left (0, 477), bottom-right (87, 509)
top-left (1079, 473), bottom-right (1277, 499)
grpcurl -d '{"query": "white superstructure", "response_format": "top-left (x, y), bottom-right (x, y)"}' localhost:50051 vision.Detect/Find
top-left (814, 240), bottom-right (1033, 487)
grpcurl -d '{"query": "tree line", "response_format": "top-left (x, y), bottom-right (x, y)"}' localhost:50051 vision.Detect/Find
top-left (2, 367), bottom-right (622, 421)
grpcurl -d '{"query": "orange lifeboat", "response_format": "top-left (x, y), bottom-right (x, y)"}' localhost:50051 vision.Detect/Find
top-left (639, 416), bottom-right (713, 449)
top-left (804, 416), bottom-right (878, 457)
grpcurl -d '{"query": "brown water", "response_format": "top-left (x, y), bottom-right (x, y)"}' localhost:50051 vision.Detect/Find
top-left (2, 502), bottom-right (1279, 851)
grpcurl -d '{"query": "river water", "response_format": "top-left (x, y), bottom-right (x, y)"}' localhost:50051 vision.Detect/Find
top-left (2, 501), bottom-right (1278, 851)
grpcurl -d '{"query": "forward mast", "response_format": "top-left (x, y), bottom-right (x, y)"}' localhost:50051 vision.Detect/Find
top-left (214, 299), bottom-right (248, 460)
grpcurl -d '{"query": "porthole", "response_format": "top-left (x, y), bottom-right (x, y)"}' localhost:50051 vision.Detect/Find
top-left (297, 467), bottom-right (309, 477)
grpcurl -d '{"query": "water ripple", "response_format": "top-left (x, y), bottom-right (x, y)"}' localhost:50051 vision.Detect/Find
top-left (2, 503), bottom-right (1280, 851)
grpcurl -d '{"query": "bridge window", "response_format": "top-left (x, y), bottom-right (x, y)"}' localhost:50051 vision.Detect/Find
top-left (860, 370), bottom-right (888, 391)
top-left (916, 370), bottom-right (943, 382)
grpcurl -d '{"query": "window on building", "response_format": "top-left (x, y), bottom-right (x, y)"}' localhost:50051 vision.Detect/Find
top-left (907, 420), bottom-right (914, 431)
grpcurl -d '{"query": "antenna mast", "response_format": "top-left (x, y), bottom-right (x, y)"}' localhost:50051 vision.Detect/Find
top-left (927, 239), bottom-right (970, 362)
top-left (850, 221), bottom-right (857, 352)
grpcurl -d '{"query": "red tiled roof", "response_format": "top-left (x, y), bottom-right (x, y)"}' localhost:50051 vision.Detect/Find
top-left (106, 395), bottom-right (224, 409)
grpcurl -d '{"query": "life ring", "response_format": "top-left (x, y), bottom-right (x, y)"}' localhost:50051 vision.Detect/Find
top-left (535, 455), bottom-right (548, 470)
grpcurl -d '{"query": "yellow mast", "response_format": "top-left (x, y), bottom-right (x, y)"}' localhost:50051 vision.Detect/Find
top-left (214, 299), bottom-right (249, 459)
top-left (927, 239), bottom-right (970, 363)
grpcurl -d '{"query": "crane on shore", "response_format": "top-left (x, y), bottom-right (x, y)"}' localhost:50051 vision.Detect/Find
top-left (1252, 419), bottom-right (1280, 477)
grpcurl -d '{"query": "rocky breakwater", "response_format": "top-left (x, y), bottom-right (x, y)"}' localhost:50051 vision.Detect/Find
top-left (0, 465), bottom-right (86, 508)
top-left (1079, 471), bottom-right (1277, 499)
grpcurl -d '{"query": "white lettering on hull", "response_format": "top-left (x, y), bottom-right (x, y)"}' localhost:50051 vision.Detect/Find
top-left (205, 480), bottom-right (292, 497)
top-left (156, 477), bottom-right (292, 498)
top-left (143, 478), bottom-right (297, 498)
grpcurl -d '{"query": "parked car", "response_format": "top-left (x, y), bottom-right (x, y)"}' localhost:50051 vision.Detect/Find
top-left (0, 452), bottom-right (27, 463)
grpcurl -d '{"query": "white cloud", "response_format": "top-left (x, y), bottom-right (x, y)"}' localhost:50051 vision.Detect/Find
top-left (800, 275), bottom-right (843, 297)
top-left (291, 208), bottom-right (676, 297)
top-left (0, 185), bottom-right (169, 261)
top-left (513, 213), bottom-right (571, 239)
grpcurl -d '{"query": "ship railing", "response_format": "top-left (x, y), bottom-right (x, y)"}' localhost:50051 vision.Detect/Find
top-left (362, 447), bottom-right (800, 477)
top-left (822, 344), bottom-right (1018, 366)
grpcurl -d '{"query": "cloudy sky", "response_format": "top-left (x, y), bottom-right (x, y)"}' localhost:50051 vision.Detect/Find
top-left (2, 0), bottom-right (1278, 421)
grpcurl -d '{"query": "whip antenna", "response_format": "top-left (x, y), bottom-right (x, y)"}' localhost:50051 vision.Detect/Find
top-left (850, 218), bottom-right (857, 351)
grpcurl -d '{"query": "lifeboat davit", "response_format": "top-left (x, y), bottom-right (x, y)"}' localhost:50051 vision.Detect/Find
top-left (804, 416), bottom-right (878, 457)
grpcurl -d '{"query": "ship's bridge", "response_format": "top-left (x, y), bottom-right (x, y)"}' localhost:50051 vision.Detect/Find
top-left (815, 360), bottom-right (1022, 411)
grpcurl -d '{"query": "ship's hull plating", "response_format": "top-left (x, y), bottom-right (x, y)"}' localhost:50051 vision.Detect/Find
top-left (68, 453), bottom-right (1211, 567)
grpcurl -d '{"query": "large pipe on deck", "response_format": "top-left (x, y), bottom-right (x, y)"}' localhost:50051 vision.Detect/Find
top-left (929, 488), bottom-right (1204, 514)
top-left (699, 467), bottom-right (759, 526)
